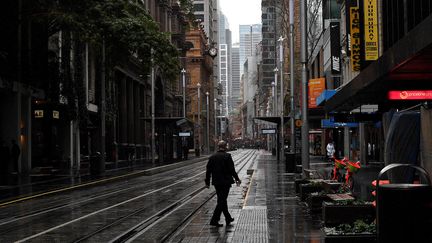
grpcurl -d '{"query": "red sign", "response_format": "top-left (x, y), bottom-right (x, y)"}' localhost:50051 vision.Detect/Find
top-left (308, 78), bottom-right (326, 108)
top-left (388, 90), bottom-right (432, 100)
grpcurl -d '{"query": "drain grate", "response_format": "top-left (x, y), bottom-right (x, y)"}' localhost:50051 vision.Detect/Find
top-left (232, 207), bottom-right (268, 243)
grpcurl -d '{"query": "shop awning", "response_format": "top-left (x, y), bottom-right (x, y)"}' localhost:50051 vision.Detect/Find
top-left (325, 14), bottom-right (432, 112)
top-left (321, 118), bottom-right (359, 128)
top-left (254, 116), bottom-right (291, 125)
top-left (317, 90), bottom-right (336, 106)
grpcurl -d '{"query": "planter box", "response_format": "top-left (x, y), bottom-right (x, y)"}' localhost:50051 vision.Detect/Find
top-left (322, 202), bottom-right (375, 227)
top-left (306, 194), bottom-right (329, 213)
top-left (299, 183), bottom-right (323, 201)
top-left (295, 179), bottom-right (310, 194)
top-left (322, 180), bottom-right (342, 193)
top-left (324, 233), bottom-right (377, 243)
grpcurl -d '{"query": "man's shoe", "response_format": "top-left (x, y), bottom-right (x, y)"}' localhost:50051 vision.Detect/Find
top-left (210, 222), bottom-right (223, 227)
top-left (226, 218), bottom-right (234, 225)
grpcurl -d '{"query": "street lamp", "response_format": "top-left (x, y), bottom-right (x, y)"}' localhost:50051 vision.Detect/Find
top-left (278, 36), bottom-right (285, 162)
top-left (181, 68), bottom-right (186, 118)
top-left (214, 98), bottom-right (217, 151)
top-left (219, 103), bottom-right (223, 139)
top-left (271, 81), bottom-right (276, 116)
top-left (197, 83), bottom-right (201, 155)
top-left (273, 68), bottom-right (279, 116)
top-left (206, 92), bottom-right (210, 154)
top-left (289, 0), bottom-right (296, 154)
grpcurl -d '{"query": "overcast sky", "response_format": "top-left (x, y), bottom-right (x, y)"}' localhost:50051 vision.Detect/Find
top-left (219, 0), bottom-right (262, 43)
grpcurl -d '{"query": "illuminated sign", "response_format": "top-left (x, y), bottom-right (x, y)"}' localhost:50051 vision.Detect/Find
top-left (262, 129), bottom-right (276, 134)
top-left (388, 91), bottom-right (432, 100)
top-left (364, 0), bottom-right (379, 60)
top-left (308, 78), bottom-right (326, 108)
top-left (179, 132), bottom-right (191, 137)
top-left (350, 7), bottom-right (361, 72)
top-left (34, 110), bottom-right (44, 118)
top-left (330, 21), bottom-right (341, 74)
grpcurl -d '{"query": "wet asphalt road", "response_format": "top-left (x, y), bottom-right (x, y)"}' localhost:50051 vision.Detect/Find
top-left (0, 150), bottom-right (257, 242)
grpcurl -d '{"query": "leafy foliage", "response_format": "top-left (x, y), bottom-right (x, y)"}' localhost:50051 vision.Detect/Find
top-left (38, 0), bottom-right (181, 80)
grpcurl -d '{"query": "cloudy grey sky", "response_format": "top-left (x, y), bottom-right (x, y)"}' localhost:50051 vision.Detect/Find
top-left (219, 0), bottom-right (262, 43)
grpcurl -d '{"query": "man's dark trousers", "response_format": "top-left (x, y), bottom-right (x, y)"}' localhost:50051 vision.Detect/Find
top-left (211, 185), bottom-right (232, 223)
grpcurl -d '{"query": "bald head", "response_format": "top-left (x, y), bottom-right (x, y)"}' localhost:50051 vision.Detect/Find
top-left (217, 140), bottom-right (227, 151)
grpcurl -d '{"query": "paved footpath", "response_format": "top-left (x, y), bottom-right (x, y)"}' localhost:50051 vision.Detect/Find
top-left (168, 150), bottom-right (324, 243)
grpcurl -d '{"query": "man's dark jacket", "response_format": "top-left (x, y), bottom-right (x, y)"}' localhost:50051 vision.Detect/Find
top-left (205, 151), bottom-right (240, 186)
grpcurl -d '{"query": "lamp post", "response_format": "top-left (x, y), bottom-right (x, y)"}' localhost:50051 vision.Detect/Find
top-left (273, 67), bottom-right (279, 116)
top-left (278, 36), bottom-right (285, 162)
top-left (197, 83), bottom-right (201, 155)
top-left (151, 49), bottom-right (155, 165)
top-left (271, 81), bottom-right (276, 116)
top-left (214, 98), bottom-right (217, 150)
top-left (289, 0), bottom-right (295, 154)
top-left (181, 68), bottom-right (186, 118)
top-left (206, 92), bottom-right (210, 154)
top-left (300, 0), bottom-right (310, 177)
top-left (219, 103), bottom-right (223, 139)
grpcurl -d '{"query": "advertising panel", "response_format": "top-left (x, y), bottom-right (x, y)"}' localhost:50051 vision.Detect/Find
top-left (388, 91), bottom-right (432, 100)
top-left (308, 78), bottom-right (326, 108)
top-left (330, 21), bottom-right (341, 74)
top-left (364, 0), bottom-right (379, 60)
top-left (350, 6), bottom-right (361, 72)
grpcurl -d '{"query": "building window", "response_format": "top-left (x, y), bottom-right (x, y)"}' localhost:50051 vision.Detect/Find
top-left (194, 3), bottom-right (204, 11)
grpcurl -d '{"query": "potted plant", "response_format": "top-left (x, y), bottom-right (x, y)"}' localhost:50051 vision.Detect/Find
top-left (299, 180), bottom-right (324, 201)
top-left (306, 191), bottom-right (330, 213)
top-left (323, 220), bottom-right (377, 243)
top-left (322, 200), bottom-right (375, 227)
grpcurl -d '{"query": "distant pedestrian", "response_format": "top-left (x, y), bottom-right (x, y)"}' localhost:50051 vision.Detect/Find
top-left (10, 139), bottom-right (20, 173)
top-left (0, 140), bottom-right (10, 174)
top-left (182, 137), bottom-right (189, 160)
top-left (326, 141), bottom-right (335, 160)
top-left (205, 140), bottom-right (241, 227)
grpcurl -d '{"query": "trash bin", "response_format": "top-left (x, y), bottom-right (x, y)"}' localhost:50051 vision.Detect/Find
top-left (376, 164), bottom-right (432, 243)
top-left (271, 148), bottom-right (276, 156)
top-left (285, 152), bottom-right (296, 173)
top-left (195, 148), bottom-right (200, 157)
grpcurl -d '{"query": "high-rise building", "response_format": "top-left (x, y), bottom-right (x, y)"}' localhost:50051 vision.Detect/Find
top-left (239, 24), bottom-right (262, 75)
top-left (193, 0), bottom-right (218, 44)
top-left (231, 44), bottom-right (241, 111)
top-left (218, 12), bottom-right (231, 115)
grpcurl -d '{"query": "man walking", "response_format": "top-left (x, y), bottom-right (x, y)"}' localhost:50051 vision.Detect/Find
top-left (205, 140), bottom-right (241, 227)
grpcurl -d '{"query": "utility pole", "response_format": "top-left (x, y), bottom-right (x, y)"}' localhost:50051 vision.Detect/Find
top-left (100, 39), bottom-right (106, 175)
top-left (197, 83), bottom-right (201, 156)
top-left (300, 0), bottom-right (310, 177)
top-left (279, 36), bottom-right (285, 162)
top-left (289, 0), bottom-right (296, 154)
top-left (151, 49), bottom-right (155, 165)
top-left (206, 92), bottom-right (210, 154)
top-left (181, 68), bottom-right (186, 118)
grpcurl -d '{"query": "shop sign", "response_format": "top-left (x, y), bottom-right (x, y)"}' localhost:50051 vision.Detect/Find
top-left (350, 6), bottom-right (361, 71)
top-left (179, 132), bottom-right (191, 137)
top-left (388, 90), bottom-right (432, 100)
top-left (330, 21), bottom-right (341, 74)
top-left (262, 128), bottom-right (276, 134)
top-left (364, 0), bottom-right (379, 60)
top-left (34, 110), bottom-right (44, 118)
top-left (308, 78), bottom-right (326, 108)
top-left (345, 0), bottom-right (357, 56)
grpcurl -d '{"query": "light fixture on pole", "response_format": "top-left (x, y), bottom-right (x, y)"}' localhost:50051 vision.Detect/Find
top-left (278, 36), bottom-right (285, 162)
top-left (181, 68), bottom-right (186, 118)
top-left (197, 82), bottom-right (201, 155)
top-left (206, 92), bottom-right (210, 154)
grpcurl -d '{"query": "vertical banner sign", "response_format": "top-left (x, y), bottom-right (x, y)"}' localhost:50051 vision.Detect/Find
top-left (345, 0), bottom-right (357, 56)
top-left (350, 7), bottom-right (361, 72)
top-left (330, 21), bottom-right (341, 74)
top-left (364, 0), bottom-right (378, 60)
top-left (308, 78), bottom-right (326, 108)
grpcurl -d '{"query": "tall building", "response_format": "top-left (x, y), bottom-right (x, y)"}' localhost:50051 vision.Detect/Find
top-left (239, 24), bottom-right (262, 75)
top-left (231, 44), bottom-right (241, 112)
top-left (193, 0), bottom-right (218, 44)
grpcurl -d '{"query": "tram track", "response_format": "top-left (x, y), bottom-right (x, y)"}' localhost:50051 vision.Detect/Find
top-left (2, 150), bottom-right (255, 242)
top-left (107, 150), bottom-right (258, 243)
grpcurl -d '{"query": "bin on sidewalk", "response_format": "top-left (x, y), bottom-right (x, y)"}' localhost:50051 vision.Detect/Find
top-left (376, 164), bottom-right (432, 243)
top-left (285, 152), bottom-right (296, 173)
top-left (90, 152), bottom-right (102, 176)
